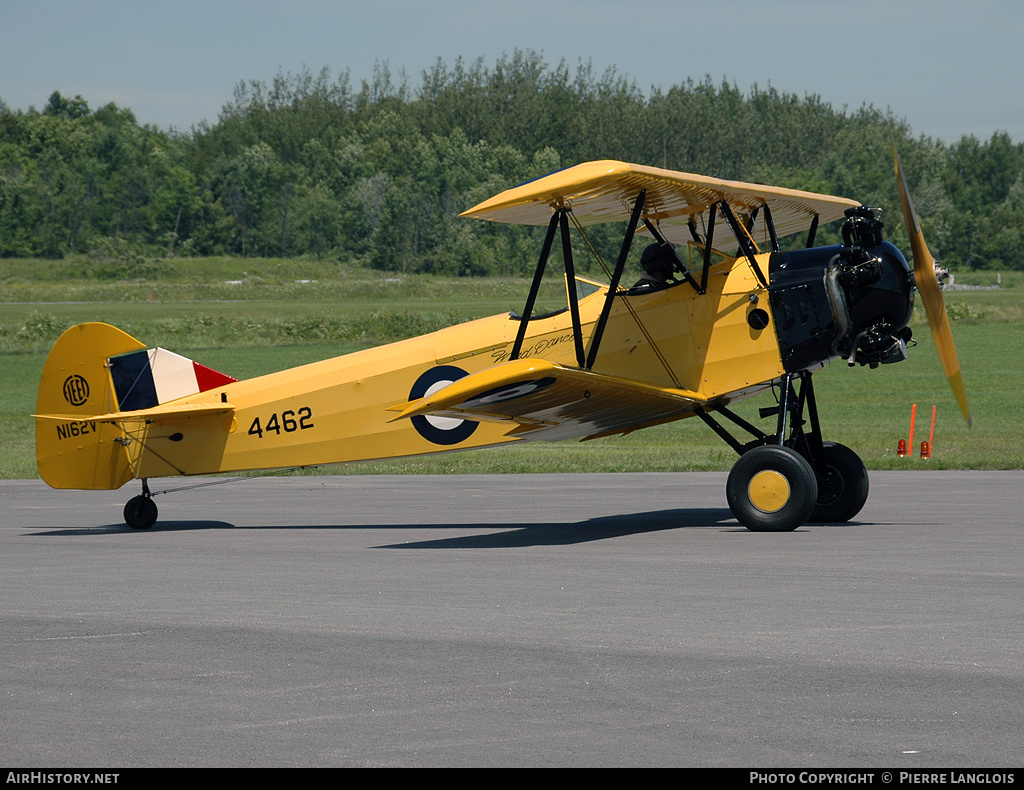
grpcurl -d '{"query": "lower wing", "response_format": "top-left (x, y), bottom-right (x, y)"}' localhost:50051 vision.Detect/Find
top-left (390, 359), bottom-right (707, 442)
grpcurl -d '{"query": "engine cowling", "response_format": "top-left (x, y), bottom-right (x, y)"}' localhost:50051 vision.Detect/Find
top-left (768, 207), bottom-right (916, 372)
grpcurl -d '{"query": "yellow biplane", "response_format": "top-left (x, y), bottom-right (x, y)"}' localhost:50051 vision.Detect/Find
top-left (34, 143), bottom-right (969, 532)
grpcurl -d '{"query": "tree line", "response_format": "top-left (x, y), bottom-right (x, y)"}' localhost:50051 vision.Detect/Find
top-left (2, 51), bottom-right (1023, 273)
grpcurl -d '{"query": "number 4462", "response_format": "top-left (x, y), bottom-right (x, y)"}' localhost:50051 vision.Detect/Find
top-left (248, 407), bottom-right (313, 439)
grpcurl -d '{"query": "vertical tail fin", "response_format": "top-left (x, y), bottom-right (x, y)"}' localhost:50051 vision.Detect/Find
top-left (34, 323), bottom-right (238, 490)
top-left (35, 323), bottom-right (145, 489)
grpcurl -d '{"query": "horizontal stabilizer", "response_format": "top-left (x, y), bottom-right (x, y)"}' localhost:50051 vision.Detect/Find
top-left (392, 359), bottom-right (706, 441)
top-left (35, 400), bottom-right (235, 426)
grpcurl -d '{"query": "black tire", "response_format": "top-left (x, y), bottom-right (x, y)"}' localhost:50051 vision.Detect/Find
top-left (727, 445), bottom-right (818, 532)
top-left (811, 442), bottom-right (869, 523)
top-left (123, 495), bottom-right (158, 530)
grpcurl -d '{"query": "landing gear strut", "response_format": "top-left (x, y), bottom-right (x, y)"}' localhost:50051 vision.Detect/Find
top-left (123, 479), bottom-right (158, 530)
top-left (701, 372), bottom-right (869, 532)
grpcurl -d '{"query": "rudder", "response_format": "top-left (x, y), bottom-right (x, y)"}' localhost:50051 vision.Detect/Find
top-left (35, 323), bottom-right (145, 490)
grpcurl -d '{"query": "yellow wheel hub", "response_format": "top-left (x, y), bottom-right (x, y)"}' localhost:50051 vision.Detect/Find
top-left (747, 470), bottom-right (790, 513)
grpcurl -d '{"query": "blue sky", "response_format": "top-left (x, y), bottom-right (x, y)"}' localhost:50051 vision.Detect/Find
top-left (2, 0), bottom-right (1021, 144)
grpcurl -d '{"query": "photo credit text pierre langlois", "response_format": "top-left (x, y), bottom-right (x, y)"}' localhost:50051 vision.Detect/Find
top-left (749, 774), bottom-right (1016, 786)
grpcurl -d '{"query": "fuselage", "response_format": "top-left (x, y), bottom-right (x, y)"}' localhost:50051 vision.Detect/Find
top-left (125, 251), bottom-right (789, 479)
top-left (37, 227), bottom-right (915, 487)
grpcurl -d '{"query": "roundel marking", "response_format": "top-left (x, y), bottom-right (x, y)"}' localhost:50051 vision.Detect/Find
top-left (460, 377), bottom-right (556, 409)
top-left (409, 365), bottom-right (479, 446)
top-left (63, 374), bottom-right (90, 406)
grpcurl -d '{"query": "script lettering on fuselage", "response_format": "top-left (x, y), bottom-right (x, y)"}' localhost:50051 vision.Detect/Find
top-left (490, 333), bottom-right (575, 364)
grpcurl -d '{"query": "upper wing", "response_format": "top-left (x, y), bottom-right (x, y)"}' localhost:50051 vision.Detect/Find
top-left (390, 358), bottom-right (707, 442)
top-left (461, 160), bottom-right (860, 244)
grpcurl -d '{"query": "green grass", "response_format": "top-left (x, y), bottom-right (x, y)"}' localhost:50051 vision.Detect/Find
top-left (2, 255), bottom-right (1022, 478)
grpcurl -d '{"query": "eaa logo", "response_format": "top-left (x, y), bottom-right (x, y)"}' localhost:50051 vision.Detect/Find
top-left (63, 374), bottom-right (90, 406)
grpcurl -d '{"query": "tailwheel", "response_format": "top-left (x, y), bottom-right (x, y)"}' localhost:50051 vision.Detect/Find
top-left (727, 445), bottom-right (818, 532)
top-left (811, 442), bottom-right (869, 523)
top-left (123, 493), bottom-right (158, 530)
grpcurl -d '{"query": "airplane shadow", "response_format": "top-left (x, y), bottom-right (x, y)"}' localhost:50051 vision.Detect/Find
top-left (29, 509), bottom-right (869, 547)
top-left (372, 507), bottom-right (741, 549)
top-left (30, 521), bottom-right (236, 536)
top-left (374, 511), bottom-right (870, 548)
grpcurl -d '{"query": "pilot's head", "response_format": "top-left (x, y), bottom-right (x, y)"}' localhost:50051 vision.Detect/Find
top-left (641, 243), bottom-right (674, 282)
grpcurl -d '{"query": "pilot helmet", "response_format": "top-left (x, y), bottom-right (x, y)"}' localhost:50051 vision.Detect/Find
top-left (641, 243), bottom-right (674, 281)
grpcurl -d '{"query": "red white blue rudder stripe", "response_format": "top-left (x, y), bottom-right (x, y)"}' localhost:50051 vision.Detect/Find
top-left (109, 348), bottom-right (237, 411)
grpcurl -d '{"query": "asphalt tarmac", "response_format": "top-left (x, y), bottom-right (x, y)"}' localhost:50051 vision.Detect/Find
top-left (2, 471), bottom-right (1022, 768)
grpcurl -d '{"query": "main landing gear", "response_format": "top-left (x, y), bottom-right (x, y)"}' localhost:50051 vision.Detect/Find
top-left (123, 479), bottom-right (158, 530)
top-left (700, 372), bottom-right (869, 532)
top-left (726, 445), bottom-right (817, 532)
